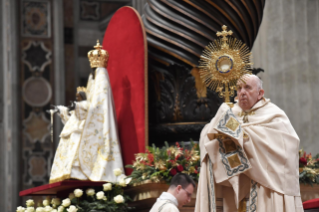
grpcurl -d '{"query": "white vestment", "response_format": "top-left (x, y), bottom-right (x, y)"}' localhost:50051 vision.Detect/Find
top-left (195, 98), bottom-right (304, 212)
top-left (50, 101), bottom-right (88, 182)
top-left (150, 192), bottom-right (179, 212)
top-left (50, 67), bottom-right (124, 183)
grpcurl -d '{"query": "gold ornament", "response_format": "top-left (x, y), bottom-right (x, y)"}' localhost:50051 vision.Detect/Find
top-left (135, 153), bottom-right (148, 162)
top-left (155, 160), bottom-right (167, 171)
top-left (168, 146), bottom-right (182, 158)
top-left (190, 154), bottom-right (200, 163)
top-left (199, 25), bottom-right (252, 104)
top-left (76, 86), bottom-right (87, 93)
top-left (87, 40), bottom-right (109, 68)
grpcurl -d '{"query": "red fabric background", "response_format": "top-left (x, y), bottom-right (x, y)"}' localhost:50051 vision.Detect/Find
top-left (102, 7), bottom-right (147, 174)
top-left (303, 198), bottom-right (319, 209)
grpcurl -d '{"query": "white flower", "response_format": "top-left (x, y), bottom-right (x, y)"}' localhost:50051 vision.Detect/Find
top-left (43, 200), bottom-right (50, 207)
top-left (16, 206), bottom-right (26, 212)
top-left (66, 205), bottom-right (78, 212)
top-left (68, 193), bottom-right (75, 200)
top-left (35, 207), bottom-right (45, 212)
top-left (113, 168), bottom-right (122, 176)
top-left (113, 195), bottom-right (124, 204)
top-left (57, 206), bottom-right (64, 212)
top-left (26, 207), bottom-right (35, 212)
top-left (96, 191), bottom-right (105, 200)
top-left (51, 198), bottom-right (61, 206)
top-left (62, 198), bottom-right (71, 207)
top-left (51, 210), bottom-right (57, 212)
top-left (118, 179), bottom-right (127, 187)
top-left (44, 206), bottom-right (52, 212)
top-left (26, 200), bottom-right (35, 207)
top-left (103, 196), bottom-right (107, 201)
top-left (86, 188), bottom-right (95, 196)
top-left (74, 189), bottom-right (83, 198)
top-left (103, 183), bottom-right (112, 191)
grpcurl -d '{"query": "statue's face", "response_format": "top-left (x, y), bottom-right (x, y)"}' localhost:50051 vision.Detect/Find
top-left (75, 93), bottom-right (83, 101)
top-left (237, 76), bottom-right (264, 111)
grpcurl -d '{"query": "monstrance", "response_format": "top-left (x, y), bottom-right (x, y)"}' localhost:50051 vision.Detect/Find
top-left (199, 25), bottom-right (252, 106)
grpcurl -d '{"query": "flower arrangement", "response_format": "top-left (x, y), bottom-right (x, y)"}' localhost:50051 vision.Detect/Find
top-left (126, 141), bottom-right (200, 184)
top-left (16, 170), bottom-right (132, 212)
top-left (299, 149), bottom-right (319, 186)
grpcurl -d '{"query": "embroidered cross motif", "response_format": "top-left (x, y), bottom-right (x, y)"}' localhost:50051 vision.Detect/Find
top-left (217, 137), bottom-right (250, 176)
top-left (227, 154), bottom-right (242, 168)
top-left (216, 109), bottom-right (242, 139)
top-left (223, 139), bottom-right (237, 153)
top-left (225, 117), bottom-right (239, 131)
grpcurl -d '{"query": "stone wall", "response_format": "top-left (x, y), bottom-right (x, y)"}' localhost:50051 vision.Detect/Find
top-left (0, 0), bottom-right (20, 211)
top-left (252, 0), bottom-right (319, 154)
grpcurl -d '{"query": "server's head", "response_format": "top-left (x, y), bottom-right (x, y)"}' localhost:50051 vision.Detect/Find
top-left (168, 173), bottom-right (196, 207)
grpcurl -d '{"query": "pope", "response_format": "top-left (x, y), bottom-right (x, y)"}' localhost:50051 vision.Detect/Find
top-left (195, 74), bottom-right (303, 212)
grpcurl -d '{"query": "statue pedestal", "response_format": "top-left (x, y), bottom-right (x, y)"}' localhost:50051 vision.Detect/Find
top-left (19, 180), bottom-right (105, 197)
top-left (126, 181), bottom-right (196, 212)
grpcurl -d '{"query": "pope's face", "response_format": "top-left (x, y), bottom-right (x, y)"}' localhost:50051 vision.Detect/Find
top-left (237, 76), bottom-right (264, 111)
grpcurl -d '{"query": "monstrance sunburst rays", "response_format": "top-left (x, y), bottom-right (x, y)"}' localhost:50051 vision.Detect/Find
top-left (199, 25), bottom-right (252, 104)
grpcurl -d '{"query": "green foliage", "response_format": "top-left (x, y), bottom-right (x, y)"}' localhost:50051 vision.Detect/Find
top-left (299, 149), bottom-right (319, 186)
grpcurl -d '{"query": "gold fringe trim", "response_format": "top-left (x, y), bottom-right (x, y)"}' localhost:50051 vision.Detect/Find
top-left (49, 174), bottom-right (71, 184)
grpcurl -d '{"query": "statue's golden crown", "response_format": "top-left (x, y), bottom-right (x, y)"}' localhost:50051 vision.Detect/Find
top-left (87, 40), bottom-right (109, 68)
top-left (77, 86), bottom-right (87, 93)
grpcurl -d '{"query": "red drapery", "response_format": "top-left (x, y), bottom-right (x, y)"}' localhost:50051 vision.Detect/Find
top-left (102, 7), bottom-right (147, 175)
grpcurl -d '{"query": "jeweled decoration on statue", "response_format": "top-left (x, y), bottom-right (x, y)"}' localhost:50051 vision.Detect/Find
top-left (88, 39), bottom-right (109, 68)
top-left (199, 25), bottom-right (253, 105)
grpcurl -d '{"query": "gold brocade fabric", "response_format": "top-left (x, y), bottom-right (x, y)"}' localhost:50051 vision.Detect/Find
top-left (50, 67), bottom-right (124, 183)
top-left (78, 68), bottom-right (124, 182)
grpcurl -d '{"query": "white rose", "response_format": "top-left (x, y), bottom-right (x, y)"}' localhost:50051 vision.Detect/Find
top-left (26, 207), bottom-right (35, 212)
top-left (103, 183), bottom-right (112, 191)
top-left (44, 206), bottom-right (52, 212)
top-left (103, 196), bottom-right (107, 201)
top-left (62, 198), bottom-right (71, 207)
top-left (35, 207), bottom-right (44, 212)
top-left (57, 206), bottom-right (64, 212)
top-left (51, 210), bottom-right (57, 212)
top-left (43, 200), bottom-right (50, 207)
top-left (74, 189), bottom-right (83, 198)
top-left (26, 200), bottom-right (35, 207)
top-left (68, 193), bottom-right (75, 200)
top-left (113, 195), bottom-right (124, 204)
top-left (113, 168), bottom-right (122, 176)
top-left (118, 179), bottom-right (127, 187)
top-left (51, 198), bottom-right (61, 206)
top-left (86, 188), bottom-right (95, 196)
top-left (96, 191), bottom-right (105, 200)
top-left (66, 205), bottom-right (78, 212)
top-left (16, 206), bottom-right (25, 212)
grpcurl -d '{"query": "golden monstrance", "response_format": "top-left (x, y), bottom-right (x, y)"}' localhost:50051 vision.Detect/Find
top-left (199, 25), bottom-right (253, 106)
